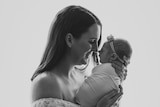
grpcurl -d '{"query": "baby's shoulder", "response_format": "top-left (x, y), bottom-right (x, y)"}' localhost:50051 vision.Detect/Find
top-left (92, 63), bottom-right (115, 74)
top-left (94, 63), bottom-right (113, 70)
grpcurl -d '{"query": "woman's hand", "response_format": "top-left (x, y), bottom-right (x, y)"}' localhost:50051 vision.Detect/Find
top-left (96, 87), bottom-right (123, 107)
top-left (111, 60), bottom-right (127, 80)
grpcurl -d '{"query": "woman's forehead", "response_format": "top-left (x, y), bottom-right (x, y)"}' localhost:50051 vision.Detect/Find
top-left (85, 24), bottom-right (101, 40)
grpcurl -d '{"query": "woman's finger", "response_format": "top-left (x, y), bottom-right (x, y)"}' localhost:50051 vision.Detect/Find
top-left (103, 89), bottom-right (118, 99)
top-left (112, 63), bottom-right (122, 71)
top-left (109, 92), bottom-right (123, 105)
top-left (96, 89), bottom-right (118, 107)
top-left (111, 62), bottom-right (126, 80)
top-left (112, 61), bottom-right (123, 68)
top-left (119, 85), bottom-right (123, 94)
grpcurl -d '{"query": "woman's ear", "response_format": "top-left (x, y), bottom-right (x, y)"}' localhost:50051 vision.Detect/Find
top-left (65, 33), bottom-right (74, 48)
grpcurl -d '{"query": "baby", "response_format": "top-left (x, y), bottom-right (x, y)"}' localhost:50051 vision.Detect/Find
top-left (75, 35), bottom-right (132, 107)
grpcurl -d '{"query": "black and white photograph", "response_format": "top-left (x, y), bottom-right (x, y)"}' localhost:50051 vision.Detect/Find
top-left (0, 0), bottom-right (160, 107)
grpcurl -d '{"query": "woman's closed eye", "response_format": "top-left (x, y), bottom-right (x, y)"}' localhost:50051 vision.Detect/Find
top-left (88, 39), bottom-right (96, 44)
top-left (88, 39), bottom-right (98, 52)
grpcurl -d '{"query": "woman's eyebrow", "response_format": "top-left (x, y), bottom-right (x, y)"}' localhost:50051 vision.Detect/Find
top-left (89, 38), bottom-right (98, 40)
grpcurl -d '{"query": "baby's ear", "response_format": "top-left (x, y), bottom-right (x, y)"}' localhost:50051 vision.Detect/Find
top-left (110, 53), bottom-right (118, 61)
top-left (65, 33), bottom-right (74, 48)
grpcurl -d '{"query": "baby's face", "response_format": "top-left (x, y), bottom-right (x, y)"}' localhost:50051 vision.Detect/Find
top-left (99, 42), bottom-right (110, 63)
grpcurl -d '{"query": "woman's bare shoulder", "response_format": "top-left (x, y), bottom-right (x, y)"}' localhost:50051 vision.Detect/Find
top-left (31, 72), bottom-right (61, 102)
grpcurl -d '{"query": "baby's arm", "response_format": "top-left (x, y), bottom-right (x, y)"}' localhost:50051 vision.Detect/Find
top-left (75, 81), bottom-right (95, 107)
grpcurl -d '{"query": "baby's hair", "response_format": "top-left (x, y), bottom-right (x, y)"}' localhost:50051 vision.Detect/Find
top-left (107, 35), bottom-right (132, 67)
top-left (114, 39), bottom-right (132, 59)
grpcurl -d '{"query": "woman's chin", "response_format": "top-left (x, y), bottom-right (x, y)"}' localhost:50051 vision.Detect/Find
top-left (80, 58), bottom-right (88, 65)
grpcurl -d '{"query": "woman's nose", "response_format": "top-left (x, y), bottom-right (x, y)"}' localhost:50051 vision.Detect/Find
top-left (91, 45), bottom-right (98, 52)
top-left (90, 40), bottom-right (98, 52)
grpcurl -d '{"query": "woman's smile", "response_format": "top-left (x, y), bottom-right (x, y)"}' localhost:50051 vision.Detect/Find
top-left (81, 51), bottom-right (91, 64)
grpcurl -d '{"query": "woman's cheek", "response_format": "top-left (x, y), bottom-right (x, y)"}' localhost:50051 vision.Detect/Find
top-left (82, 43), bottom-right (90, 53)
top-left (84, 43), bottom-right (92, 57)
top-left (85, 42), bottom-right (91, 51)
top-left (79, 41), bottom-right (89, 53)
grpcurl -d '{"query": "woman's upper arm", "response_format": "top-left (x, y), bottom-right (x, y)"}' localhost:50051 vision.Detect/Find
top-left (31, 75), bottom-right (61, 102)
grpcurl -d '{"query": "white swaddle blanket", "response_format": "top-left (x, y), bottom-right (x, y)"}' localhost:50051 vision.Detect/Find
top-left (76, 63), bottom-right (121, 107)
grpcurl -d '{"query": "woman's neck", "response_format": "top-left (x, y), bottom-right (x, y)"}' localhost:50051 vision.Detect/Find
top-left (52, 56), bottom-right (74, 77)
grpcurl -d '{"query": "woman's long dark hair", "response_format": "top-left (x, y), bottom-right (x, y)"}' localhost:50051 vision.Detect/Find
top-left (31, 5), bottom-right (102, 81)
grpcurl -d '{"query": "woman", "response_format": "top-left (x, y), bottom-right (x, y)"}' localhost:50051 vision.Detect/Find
top-left (31, 5), bottom-right (123, 107)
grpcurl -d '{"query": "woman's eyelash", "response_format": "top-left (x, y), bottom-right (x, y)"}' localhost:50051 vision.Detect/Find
top-left (88, 39), bottom-right (96, 44)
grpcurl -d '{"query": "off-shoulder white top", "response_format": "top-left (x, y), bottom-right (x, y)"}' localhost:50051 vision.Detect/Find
top-left (32, 98), bottom-right (80, 107)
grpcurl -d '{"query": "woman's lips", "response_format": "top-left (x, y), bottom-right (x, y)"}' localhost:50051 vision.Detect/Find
top-left (81, 50), bottom-right (92, 64)
top-left (81, 58), bottom-right (87, 64)
top-left (85, 50), bottom-right (92, 59)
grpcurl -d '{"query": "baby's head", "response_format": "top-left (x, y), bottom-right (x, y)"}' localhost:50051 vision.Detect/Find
top-left (99, 35), bottom-right (132, 67)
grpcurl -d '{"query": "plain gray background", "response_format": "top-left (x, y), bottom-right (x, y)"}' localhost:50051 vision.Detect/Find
top-left (0, 0), bottom-right (160, 107)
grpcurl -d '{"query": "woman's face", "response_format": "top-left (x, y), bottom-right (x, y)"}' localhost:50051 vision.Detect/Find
top-left (72, 23), bottom-right (101, 65)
